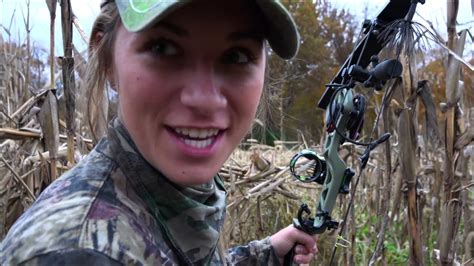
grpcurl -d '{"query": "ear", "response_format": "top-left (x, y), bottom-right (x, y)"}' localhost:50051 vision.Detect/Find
top-left (92, 31), bottom-right (117, 91)
top-left (90, 30), bottom-right (104, 51)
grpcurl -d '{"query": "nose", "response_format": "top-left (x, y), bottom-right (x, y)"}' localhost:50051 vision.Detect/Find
top-left (180, 63), bottom-right (227, 114)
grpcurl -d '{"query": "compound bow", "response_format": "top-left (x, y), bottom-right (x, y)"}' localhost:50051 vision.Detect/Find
top-left (284, 0), bottom-right (425, 265)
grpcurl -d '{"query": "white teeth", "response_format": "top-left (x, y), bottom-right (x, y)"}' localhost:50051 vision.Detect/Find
top-left (173, 127), bottom-right (220, 149)
top-left (184, 139), bottom-right (213, 148)
top-left (174, 128), bottom-right (219, 139)
top-left (189, 129), bottom-right (199, 138)
top-left (198, 130), bottom-right (207, 139)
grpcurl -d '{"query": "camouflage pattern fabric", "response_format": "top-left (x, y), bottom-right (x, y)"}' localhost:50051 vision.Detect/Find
top-left (0, 118), bottom-right (280, 265)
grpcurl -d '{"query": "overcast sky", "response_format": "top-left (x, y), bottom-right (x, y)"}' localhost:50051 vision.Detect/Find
top-left (1, 0), bottom-right (473, 56)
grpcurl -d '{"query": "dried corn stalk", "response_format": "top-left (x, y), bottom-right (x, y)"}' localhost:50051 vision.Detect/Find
top-left (60, 0), bottom-right (76, 165)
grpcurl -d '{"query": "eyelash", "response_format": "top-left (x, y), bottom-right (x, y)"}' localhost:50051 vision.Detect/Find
top-left (142, 39), bottom-right (258, 65)
top-left (222, 47), bottom-right (257, 65)
top-left (145, 38), bottom-right (181, 57)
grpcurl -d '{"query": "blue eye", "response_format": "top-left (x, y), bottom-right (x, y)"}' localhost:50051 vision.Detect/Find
top-left (149, 39), bottom-right (180, 56)
top-left (223, 48), bottom-right (255, 64)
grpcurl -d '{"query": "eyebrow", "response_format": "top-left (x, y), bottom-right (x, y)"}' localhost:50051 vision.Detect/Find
top-left (152, 21), bottom-right (265, 43)
top-left (152, 21), bottom-right (189, 36)
top-left (228, 30), bottom-right (265, 43)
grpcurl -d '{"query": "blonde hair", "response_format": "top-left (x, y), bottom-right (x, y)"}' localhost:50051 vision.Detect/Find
top-left (80, 2), bottom-right (120, 142)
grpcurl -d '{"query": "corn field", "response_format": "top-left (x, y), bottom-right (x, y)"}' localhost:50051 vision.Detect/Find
top-left (1, 0), bottom-right (473, 265)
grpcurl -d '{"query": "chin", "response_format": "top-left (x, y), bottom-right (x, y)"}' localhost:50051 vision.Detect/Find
top-left (166, 169), bottom-right (218, 186)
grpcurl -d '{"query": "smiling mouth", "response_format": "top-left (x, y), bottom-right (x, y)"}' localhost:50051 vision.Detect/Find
top-left (171, 127), bottom-right (221, 149)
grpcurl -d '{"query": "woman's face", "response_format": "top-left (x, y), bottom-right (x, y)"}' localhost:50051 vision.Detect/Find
top-left (111, 0), bottom-right (266, 186)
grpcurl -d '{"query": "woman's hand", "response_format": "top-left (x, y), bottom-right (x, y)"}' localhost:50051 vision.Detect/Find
top-left (270, 224), bottom-right (318, 265)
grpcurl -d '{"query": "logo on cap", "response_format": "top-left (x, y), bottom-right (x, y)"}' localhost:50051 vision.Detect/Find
top-left (129, 0), bottom-right (163, 13)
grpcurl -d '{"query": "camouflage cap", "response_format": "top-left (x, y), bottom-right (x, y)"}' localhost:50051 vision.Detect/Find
top-left (102, 0), bottom-right (300, 59)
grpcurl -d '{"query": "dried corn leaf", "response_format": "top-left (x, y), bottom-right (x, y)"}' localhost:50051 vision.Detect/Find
top-left (446, 30), bottom-right (467, 103)
top-left (417, 80), bottom-right (440, 145)
top-left (38, 90), bottom-right (59, 180)
top-left (0, 163), bottom-right (10, 238)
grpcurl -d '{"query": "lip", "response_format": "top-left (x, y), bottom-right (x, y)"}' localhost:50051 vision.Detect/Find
top-left (165, 127), bottom-right (224, 157)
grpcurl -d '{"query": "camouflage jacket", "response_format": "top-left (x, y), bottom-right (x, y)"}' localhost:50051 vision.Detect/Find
top-left (0, 120), bottom-right (280, 266)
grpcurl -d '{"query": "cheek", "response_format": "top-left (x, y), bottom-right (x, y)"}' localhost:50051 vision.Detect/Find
top-left (222, 50), bottom-right (266, 113)
top-left (232, 75), bottom-right (264, 125)
top-left (116, 67), bottom-right (172, 110)
top-left (245, 67), bottom-right (265, 112)
top-left (247, 84), bottom-right (263, 114)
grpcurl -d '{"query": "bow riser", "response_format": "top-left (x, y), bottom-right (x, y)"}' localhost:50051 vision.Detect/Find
top-left (315, 89), bottom-right (356, 229)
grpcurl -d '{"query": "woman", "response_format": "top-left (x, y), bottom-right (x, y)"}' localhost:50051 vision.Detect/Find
top-left (0, 0), bottom-right (317, 265)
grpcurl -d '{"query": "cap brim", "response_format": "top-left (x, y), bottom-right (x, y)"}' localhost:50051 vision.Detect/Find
top-left (116, 0), bottom-right (299, 59)
top-left (257, 0), bottom-right (300, 59)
